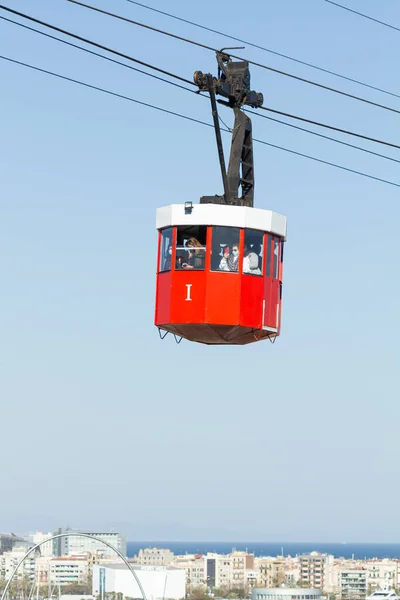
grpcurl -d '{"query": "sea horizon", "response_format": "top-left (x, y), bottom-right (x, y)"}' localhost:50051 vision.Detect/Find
top-left (127, 541), bottom-right (400, 560)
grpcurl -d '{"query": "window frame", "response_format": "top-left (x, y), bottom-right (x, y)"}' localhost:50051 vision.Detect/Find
top-left (243, 228), bottom-right (264, 276)
top-left (210, 225), bottom-right (242, 273)
top-left (174, 224), bottom-right (207, 271)
top-left (158, 227), bottom-right (174, 273)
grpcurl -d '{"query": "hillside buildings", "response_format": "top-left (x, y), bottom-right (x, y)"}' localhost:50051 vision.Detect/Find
top-left (2, 533), bottom-right (400, 600)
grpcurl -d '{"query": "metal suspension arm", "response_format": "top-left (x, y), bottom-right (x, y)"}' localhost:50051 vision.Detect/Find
top-left (194, 51), bottom-right (262, 208)
top-left (207, 74), bottom-right (230, 204)
top-left (226, 107), bottom-right (254, 207)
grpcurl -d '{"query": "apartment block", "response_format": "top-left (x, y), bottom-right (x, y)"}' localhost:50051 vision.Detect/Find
top-left (256, 558), bottom-right (286, 588)
top-left (366, 560), bottom-right (397, 592)
top-left (0, 546), bottom-right (36, 581)
top-left (49, 557), bottom-right (89, 585)
top-left (339, 568), bottom-right (367, 600)
top-left (170, 554), bottom-right (206, 592)
top-left (300, 552), bottom-right (335, 592)
top-left (134, 548), bottom-right (174, 566)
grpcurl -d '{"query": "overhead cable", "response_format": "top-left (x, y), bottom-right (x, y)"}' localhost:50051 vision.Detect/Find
top-left (258, 106), bottom-right (400, 150)
top-left (2, 6), bottom-right (399, 152)
top-left (123, 0), bottom-right (400, 101)
top-left (2, 5), bottom-right (399, 152)
top-left (0, 15), bottom-right (196, 95)
top-left (324, 0), bottom-right (400, 33)
top-left (0, 3), bottom-right (197, 87)
top-left (1, 53), bottom-right (399, 190)
top-left (244, 109), bottom-right (400, 164)
top-left (65, 0), bottom-right (400, 116)
top-left (3, 16), bottom-right (399, 164)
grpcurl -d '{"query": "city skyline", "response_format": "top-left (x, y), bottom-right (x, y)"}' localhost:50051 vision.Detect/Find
top-left (3, 533), bottom-right (400, 600)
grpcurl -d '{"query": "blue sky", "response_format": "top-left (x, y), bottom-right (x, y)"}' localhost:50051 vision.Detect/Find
top-left (1, 0), bottom-right (399, 542)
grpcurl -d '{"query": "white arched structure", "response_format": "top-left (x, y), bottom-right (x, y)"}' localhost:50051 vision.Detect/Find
top-left (0, 532), bottom-right (147, 600)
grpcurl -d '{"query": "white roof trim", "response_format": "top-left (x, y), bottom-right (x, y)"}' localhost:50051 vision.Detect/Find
top-left (156, 204), bottom-right (287, 240)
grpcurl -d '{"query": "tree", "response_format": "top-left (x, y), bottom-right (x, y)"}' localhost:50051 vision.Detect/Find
top-left (59, 577), bottom-right (92, 596)
top-left (187, 587), bottom-right (211, 600)
top-left (227, 586), bottom-right (249, 599)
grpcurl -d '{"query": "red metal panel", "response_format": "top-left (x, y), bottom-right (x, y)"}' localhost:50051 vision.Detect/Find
top-left (170, 270), bottom-right (207, 324)
top-left (240, 274), bottom-right (264, 329)
top-left (263, 234), bottom-right (272, 329)
top-left (263, 236), bottom-right (281, 330)
top-left (155, 272), bottom-right (172, 325)
top-left (154, 230), bottom-right (162, 324)
top-left (269, 279), bottom-right (280, 330)
top-left (205, 271), bottom-right (241, 325)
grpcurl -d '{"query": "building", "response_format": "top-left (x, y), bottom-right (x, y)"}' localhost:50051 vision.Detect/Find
top-left (63, 530), bottom-right (127, 558)
top-left (92, 563), bottom-right (186, 600)
top-left (285, 566), bottom-right (301, 587)
top-left (253, 588), bottom-right (324, 600)
top-left (134, 548), bottom-right (175, 566)
top-left (366, 561), bottom-right (397, 592)
top-left (170, 554), bottom-right (206, 592)
top-left (338, 568), bottom-right (367, 600)
top-left (52, 529), bottom-right (67, 558)
top-left (231, 552), bottom-right (255, 589)
top-left (205, 553), bottom-right (230, 589)
top-left (202, 551), bottom-right (255, 590)
top-left (0, 534), bottom-right (30, 554)
top-left (256, 558), bottom-right (286, 588)
top-left (35, 557), bottom-right (51, 585)
top-left (0, 546), bottom-right (36, 581)
top-left (49, 557), bottom-right (89, 585)
top-left (28, 532), bottom-right (55, 558)
top-left (247, 571), bottom-right (259, 589)
top-left (300, 553), bottom-right (335, 592)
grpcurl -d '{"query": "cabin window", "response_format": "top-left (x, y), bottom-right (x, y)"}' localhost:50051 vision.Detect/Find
top-left (265, 234), bottom-right (272, 277)
top-left (211, 226), bottom-right (241, 272)
top-left (175, 225), bottom-right (207, 270)
top-left (159, 227), bottom-right (173, 272)
top-left (244, 229), bottom-right (263, 276)
top-left (273, 237), bottom-right (280, 279)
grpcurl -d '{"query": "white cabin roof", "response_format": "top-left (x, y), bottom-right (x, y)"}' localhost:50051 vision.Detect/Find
top-left (156, 203), bottom-right (287, 240)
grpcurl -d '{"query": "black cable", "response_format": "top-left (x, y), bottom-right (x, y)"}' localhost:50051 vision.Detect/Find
top-left (123, 0), bottom-right (400, 102)
top-left (0, 3), bottom-right (197, 88)
top-left (0, 16), bottom-right (196, 97)
top-left (0, 15), bottom-right (196, 96)
top-left (3, 16), bottom-right (398, 166)
top-left (2, 5), bottom-right (399, 152)
top-left (3, 15), bottom-right (399, 165)
top-left (258, 106), bottom-right (400, 150)
top-left (0, 54), bottom-right (208, 127)
top-left (66, 0), bottom-right (400, 116)
top-left (324, 0), bottom-right (400, 33)
top-left (244, 109), bottom-right (400, 165)
top-left (1, 53), bottom-right (399, 190)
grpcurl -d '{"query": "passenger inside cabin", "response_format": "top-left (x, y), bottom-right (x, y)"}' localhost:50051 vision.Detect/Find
top-left (219, 242), bottom-right (240, 272)
top-left (182, 237), bottom-right (205, 269)
top-left (219, 242), bottom-right (262, 274)
top-left (243, 244), bottom-right (262, 275)
top-left (163, 244), bottom-right (172, 271)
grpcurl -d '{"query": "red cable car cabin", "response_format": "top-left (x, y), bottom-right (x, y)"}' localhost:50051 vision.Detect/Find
top-left (155, 203), bottom-right (287, 345)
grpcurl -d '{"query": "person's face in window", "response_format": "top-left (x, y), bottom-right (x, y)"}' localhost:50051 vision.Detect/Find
top-left (232, 244), bottom-right (239, 257)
